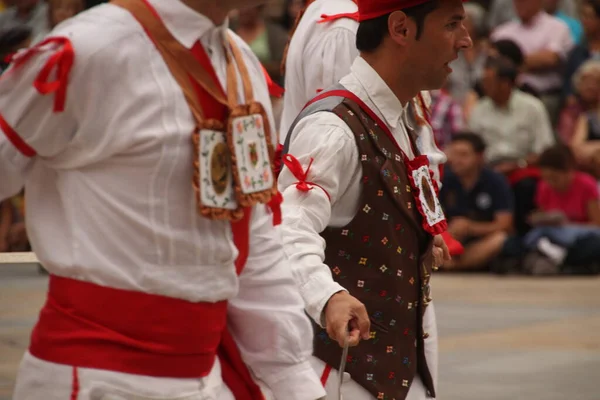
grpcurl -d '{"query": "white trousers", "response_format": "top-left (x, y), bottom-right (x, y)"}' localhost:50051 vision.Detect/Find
top-left (313, 303), bottom-right (439, 400)
top-left (12, 351), bottom-right (278, 400)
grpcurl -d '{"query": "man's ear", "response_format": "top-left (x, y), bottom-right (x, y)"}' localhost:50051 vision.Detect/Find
top-left (388, 10), bottom-right (410, 46)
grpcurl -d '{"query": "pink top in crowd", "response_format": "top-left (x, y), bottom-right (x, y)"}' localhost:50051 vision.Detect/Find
top-left (536, 171), bottom-right (600, 223)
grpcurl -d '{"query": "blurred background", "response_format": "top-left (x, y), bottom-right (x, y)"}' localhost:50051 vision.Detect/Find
top-left (0, 0), bottom-right (599, 399)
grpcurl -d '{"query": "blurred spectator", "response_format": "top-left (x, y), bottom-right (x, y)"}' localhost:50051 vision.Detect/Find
top-left (448, 2), bottom-right (488, 105)
top-left (544, 0), bottom-right (584, 44)
top-left (491, 0), bottom-right (574, 124)
top-left (563, 0), bottom-right (600, 99)
top-left (558, 60), bottom-right (600, 143)
top-left (440, 133), bottom-right (513, 270)
top-left (0, 24), bottom-right (32, 72)
top-left (487, 0), bottom-right (578, 31)
top-left (0, 191), bottom-right (29, 252)
top-left (233, 5), bottom-right (288, 86)
top-left (280, 0), bottom-right (305, 31)
top-left (32, 0), bottom-right (85, 44)
top-left (471, 56), bottom-right (555, 236)
top-left (523, 145), bottom-right (600, 272)
top-left (0, 0), bottom-right (49, 40)
top-left (429, 87), bottom-right (465, 150)
top-left (470, 56), bottom-right (555, 170)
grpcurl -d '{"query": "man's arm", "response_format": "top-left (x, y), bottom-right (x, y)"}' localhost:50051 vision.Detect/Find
top-left (278, 112), bottom-right (369, 346)
top-left (524, 23), bottom-right (574, 72)
top-left (0, 41), bottom-right (78, 201)
top-left (304, 26), bottom-right (358, 98)
top-left (226, 205), bottom-right (326, 400)
top-left (466, 173), bottom-right (514, 236)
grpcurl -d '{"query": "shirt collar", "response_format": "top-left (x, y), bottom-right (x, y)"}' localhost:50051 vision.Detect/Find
top-left (146, 0), bottom-right (229, 49)
top-left (350, 56), bottom-right (410, 129)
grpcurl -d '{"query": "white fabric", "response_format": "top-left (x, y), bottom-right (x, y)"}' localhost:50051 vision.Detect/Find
top-left (0, 1), bottom-right (325, 399)
top-left (280, 0), bottom-right (359, 136)
top-left (278, 57), bottom-right (439, 399)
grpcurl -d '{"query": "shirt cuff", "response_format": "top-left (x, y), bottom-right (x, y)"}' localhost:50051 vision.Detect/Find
top-left (299, 269), bottom-right (347, 327)
top-left (259, 360), bottom-right (327, 400)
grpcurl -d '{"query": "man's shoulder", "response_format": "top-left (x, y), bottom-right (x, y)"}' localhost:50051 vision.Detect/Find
top-left (480, 168), bottom-right (510, 189)
top-left (51, 4), bottom-right (148, 64)
top-left (512, 90), bottom-right (546, 112)
top-left (302, 0), bottom-right (358, 33)
top-left (491, 20), bottom-right (520, 38)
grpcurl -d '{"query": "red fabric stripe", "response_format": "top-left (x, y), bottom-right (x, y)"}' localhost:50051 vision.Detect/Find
top-left (70, 367), bottom-right (79, 400)
top-left (0, 113), bottom-right (36, 157)
top-left (304, 89), bottom-right (417, 157)
top-left (320, 364), bottom-right (332, 386)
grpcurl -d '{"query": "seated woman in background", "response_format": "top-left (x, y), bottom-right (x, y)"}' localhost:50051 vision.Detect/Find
top-left (559, 60), bottom-right (600, 144)
top-left (524, 145), bottom-right (600, 271)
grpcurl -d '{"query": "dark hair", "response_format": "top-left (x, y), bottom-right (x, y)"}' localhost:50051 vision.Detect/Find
top-left (584, 0), bottom-right (600, 17)
top-left (0, 25), bottom-right (32, 61)
top-left (490, 39), bottom-right (524, 67)
top-left (537, 144), bottom-right (576, 171)
top-left (451, 132), bottom-right (487, 154)
top-left (356, 0), bottom-right (439, 52)
top-left (485, 56), bottom-right (518, 83)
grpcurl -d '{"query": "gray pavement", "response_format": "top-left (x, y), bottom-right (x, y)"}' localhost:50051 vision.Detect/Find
top-left (1, 264), bottom-right (599, 400)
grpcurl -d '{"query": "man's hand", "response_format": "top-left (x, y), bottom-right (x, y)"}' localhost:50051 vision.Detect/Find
top-left (324, 291), bottom-right (370, 348)
top-left (433, 234), bottom-right (451, 267)
top-left (493, 161), bottom-right (519, 175)
top-left (448, 217), bottom-right (471, 240)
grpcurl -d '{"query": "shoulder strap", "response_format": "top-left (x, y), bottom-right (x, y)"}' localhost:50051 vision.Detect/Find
top-left (281, 83), bottom-right (348, 156)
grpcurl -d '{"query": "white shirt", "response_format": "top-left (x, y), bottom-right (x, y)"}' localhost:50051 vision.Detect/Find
top-left (469, 89), bottom-right (555, 163)
top-left (280, 0), bottom-right (359, 136)
top-left (278, 56), bottom-right (435, 324)
top-left (0, 1), bottom-right (325, 398)
top-left (279, 0), bottom-right (445, 181)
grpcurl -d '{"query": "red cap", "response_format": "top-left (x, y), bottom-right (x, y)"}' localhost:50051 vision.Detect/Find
top-left (356, 0), bottom-right (464, 22)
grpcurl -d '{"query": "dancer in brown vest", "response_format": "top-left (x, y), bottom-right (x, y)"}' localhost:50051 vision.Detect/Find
top-left (278, 1), bottom-right (472, 399)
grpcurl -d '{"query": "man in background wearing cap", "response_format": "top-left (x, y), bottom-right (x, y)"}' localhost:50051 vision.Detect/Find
top-left (278, 1), bottom-right (471, 399)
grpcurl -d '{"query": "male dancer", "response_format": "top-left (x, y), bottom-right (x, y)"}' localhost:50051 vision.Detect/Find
top-left (278, 0), bottom-right (471, 399)
top-left (0, 0), bottom-right (326, 399)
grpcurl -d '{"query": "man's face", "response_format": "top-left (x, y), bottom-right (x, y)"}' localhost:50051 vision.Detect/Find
top-left (14, 0), bottom-right (38, 9)
top-left (513, 0), bottom-right (543, 22)
top-left (448, 140), bottom-right (482, 176)
top-left (542, 0), bottom-right (560, 14)
top-left (404, 0), bottom-right (472, 91)
top-left (582, 4), bottom-right (600, 38)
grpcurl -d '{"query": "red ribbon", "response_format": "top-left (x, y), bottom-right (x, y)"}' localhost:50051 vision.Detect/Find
top-left (317, 11), bottom-right (359, 23)
top-left (282, 154), bottom-right (331, 200)
top-left (6, 37), bottom-right (74, 113)
top-left (267, 191), bottom-right (283, 226)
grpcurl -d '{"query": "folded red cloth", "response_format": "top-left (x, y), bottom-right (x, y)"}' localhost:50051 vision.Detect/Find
top-left (441, 231), bottom-right (464, 256)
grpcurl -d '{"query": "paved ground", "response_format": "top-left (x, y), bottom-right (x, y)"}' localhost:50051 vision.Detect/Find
top-left (1, 263), bottom-right (599, 400)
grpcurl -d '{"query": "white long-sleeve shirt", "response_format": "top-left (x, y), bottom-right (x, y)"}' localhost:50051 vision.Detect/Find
top-left (279, 56), bottom-right (434, 324)
top-left (0, 1), bottom-right (324, 398)
top-left (280, 0), bottom-right (359, 137)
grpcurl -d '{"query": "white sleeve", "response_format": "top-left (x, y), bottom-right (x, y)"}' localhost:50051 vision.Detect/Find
top-left (0, 40), bottom-right (77, 200)
top-left (304, 26), bottom-right (358, 99)
top-left (547, 21), bottom-right (575, 60)
top-left (227, 205), bottom-right (326, 400)
top-left (278, 111), bottom-right (360, 325)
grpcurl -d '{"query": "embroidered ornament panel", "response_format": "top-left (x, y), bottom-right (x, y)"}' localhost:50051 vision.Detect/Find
top-left (198, 128), bottom-right (238, 210)
top-left (411, 165), bottom-right (445, 227)
top-left (230, 113), bottom-right (274, 195)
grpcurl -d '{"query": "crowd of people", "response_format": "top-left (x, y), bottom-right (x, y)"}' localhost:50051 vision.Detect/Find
top-left (1, 0), bottom-right (600, 275)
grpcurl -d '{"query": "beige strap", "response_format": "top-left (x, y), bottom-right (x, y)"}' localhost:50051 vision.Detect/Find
top-left (111, 0), bottom-right (256, 119)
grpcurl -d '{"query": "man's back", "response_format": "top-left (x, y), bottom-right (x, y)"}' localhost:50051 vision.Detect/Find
top-left (279, 0), bottom-right (358, 137)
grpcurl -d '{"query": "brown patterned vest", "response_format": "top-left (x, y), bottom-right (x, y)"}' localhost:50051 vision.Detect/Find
top-left (293, 96), bottom-right (436, 400)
